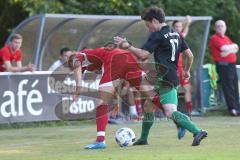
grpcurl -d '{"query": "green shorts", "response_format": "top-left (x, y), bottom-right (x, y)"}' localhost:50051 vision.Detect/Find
top-left (159, 88), bottom-right (178, 105)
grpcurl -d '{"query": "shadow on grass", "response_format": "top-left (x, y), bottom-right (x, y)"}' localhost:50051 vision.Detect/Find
top-left (0, 120), bottom-right (95, 130)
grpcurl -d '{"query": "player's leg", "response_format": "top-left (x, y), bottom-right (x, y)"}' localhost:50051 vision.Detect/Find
top-left (175, 70), bottom-right (188, 138)
top-left (179, 69), bottom-right (192, 115)
top-left (120, 81), bottom-right (138, 118)
top-left (96, 86), bottom-right (116, 141)
top-left (183, 83), bottom-right (193, 115)
top-left (134, 80), bottom-right (184, 144)
top-left (133, 99), bottom-right (155, 145)
top-left (85, 85), bottom-right (116, 149)
top-left (133, 76), bottom-right (161, 145)
top-left (161, 88), bottom-right (207, 146)
top-left (126, 87), bottom-right (138, 118)
top-left (135, 90), bottom-right (143, 120)
top-left (109, 104), bottom-right (119, 118)
top-left (132, 74), bottom-right (187, 144)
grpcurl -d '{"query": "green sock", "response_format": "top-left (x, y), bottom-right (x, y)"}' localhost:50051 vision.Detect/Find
top-left (140, 112), bottom-right (154, 141)
top-left (171, 111), bottom-right (201, 135)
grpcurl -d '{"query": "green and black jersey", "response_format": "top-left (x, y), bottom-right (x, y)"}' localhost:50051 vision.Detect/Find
top-left (142, 25), bottom-right (189, 87)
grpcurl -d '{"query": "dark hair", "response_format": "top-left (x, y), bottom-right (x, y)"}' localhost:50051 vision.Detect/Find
top-left (141, 6), bottom-right (165, 23)
top-left (67, 54), bottom-right (75, 70)
top-left (82, 46), bottom-right (89, 50)
top-left (172, 20), bottom-right (181, 27)
top-left (104, 41), bottom-right (117, 48)
top-left (60, 47), bottom-right (71, 56)
top-left (10, 33), bottom-right (23, 41)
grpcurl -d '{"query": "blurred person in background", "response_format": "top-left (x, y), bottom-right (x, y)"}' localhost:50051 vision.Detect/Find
top-left (210, 20), bottom-right (240, 116)
top-left (0, 33), bottom-right (36, 72)
top-left (48, 47), bottom-right (72, 71)
top-left (172, 16), bottom-right (195, 116)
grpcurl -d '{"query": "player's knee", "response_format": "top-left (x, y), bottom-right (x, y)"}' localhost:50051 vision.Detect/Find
top-left (143, 101), bottom-right (155, 112)
top-left (165, 111), bottom-right (173, 118)
top-left (162, 104), bottom-right (177, 118)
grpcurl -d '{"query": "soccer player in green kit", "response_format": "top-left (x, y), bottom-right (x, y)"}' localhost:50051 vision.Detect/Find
top-left (114, 6), bottom-right (207, 146)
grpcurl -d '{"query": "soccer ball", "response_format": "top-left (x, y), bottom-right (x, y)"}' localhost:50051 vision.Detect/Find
top-left (115, 127), bottom-right (136, 147)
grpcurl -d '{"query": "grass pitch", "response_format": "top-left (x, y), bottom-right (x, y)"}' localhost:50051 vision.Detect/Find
top-left (0, 116), bottom-right (240, 160)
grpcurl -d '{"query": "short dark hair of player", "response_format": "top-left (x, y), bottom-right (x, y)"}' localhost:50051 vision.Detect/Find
top-left (141, 6), bottom-right (165, 23)
top-left (67, 54), bottom-right (75, 71)
top-left (172, 20), bottom-right (181, 27)
top-left (10, 33), bottom-right (23, 42)
top-left (104, 41), bottom-right (117, 49)
top-left (60, 47), bottom-right (71, 56)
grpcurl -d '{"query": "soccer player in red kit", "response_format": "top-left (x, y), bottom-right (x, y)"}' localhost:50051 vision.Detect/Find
top-left (68, 46), bottom-right (161, 149)
top-left (172, 16), bottom-right (193, 139)
top-left (172, 16), bottom-right (193, 116)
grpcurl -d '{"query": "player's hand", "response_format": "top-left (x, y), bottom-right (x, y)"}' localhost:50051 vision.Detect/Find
top-left (113, 36), bottom-right (126, 45)
top-left (186, 15), bottom-right (192, 24)
top-left (183, 70), bottom-right (190, 81)
top-left (113, 36), bottom-right (131, 49)
top-left (73, 86), bottom-right (81, 102)
top-left (27, 62), bottom-right (37, 71)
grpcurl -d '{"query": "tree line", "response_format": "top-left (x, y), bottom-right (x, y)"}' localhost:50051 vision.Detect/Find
top-left (1, 0), bottom-right (239, 60)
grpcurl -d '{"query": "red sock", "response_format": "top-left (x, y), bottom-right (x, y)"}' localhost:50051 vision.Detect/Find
top-left (135, 99), bottom-right (142, 115)
top-left (152, 95), bottom-right (163, 110)
top-left (96, 104), bottom-right (109, 142)
top-left (186, 101), bottom-right (192, 114)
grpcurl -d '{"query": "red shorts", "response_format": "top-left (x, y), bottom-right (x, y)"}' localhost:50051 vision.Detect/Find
top-left (178, 67), bottom-right (190, 86)
top-left (99, 53), bottom-right (143, 90)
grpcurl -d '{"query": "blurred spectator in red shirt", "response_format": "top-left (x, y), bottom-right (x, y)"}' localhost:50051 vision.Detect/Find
top-left (0, 33), bottom-right (36, 72)
top-left (210, 20), bottom-right (240, 116)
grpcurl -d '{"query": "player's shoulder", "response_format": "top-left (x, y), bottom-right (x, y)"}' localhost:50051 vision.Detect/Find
top-left (210, 33), bottom-right (220, 40)
top-left (0, 46), bottom-right (12, 58)
top-left (74, 52), bottom-right (85, 61)
top-left (0, 45), bottom-right (10, 53)
top-left (210, 34), bottom-right (221, 44)
top-left (180, 32), bottom-right (185, 38)
top-left (158, 25), bottom-right (179, 38)
top-left (161, 25), bottom-right (172, 33)
top-left (148, 30), bottom-right (163, 41)
top-left (224, 35), bottom-right (232, 41)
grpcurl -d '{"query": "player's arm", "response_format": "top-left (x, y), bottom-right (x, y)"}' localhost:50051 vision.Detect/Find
top-left (182, 15), bottom-right (192, 38)
top-left (184, 49), bottom-right (194, 72)
top-left (183, 49), bottom-right (194, 80)
top-left (4, 61), bottom-right (35, 72)
top-left (67, 53), bottom-right (83, 101)
top-left (221, 44), bottom-right (239, 53)
top-left (128, 46), bottom-right (150, 60)
top-left (73, 61), bottom-right (82, 101)
top-left (114, 36), bottom-right (150, 60)
top-left (3, 49), bottom-right (35, 72)
top-left (16, 61), bottom-right (22, 68)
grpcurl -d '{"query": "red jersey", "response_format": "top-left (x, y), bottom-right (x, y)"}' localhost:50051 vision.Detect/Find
top-left (75, 48), bottom-right (103, 72)
top-left (0, 45), bottom-right (22, 72)
top-left (210, 33), bottom-right (237, 63)
top-left (75, 47), bottom-right (143, 89)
